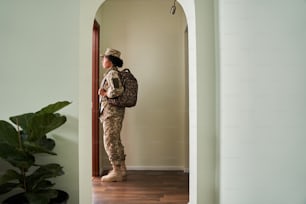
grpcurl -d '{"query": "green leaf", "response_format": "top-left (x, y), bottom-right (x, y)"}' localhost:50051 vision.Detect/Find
top-left (0, 143), bottom-right (35, 170)
top-left (18, 132), bottom-right (56, 154)
top-left (38, 135), bottom-right (55, 151)
top-left (37, 101), bottom-right (71, 115)
top-left (9, 113), bottom-right (35, 135)
top-left (26, 189), bottom-right (58, 204)
top-left (9, 101), bottom-right (71, 143)
top-left (0, 169), bottom-right (22, 185)
top-left (0, 120), bottom-right (19, 147)
top-left (23, 141), bottom-right (56, 155)
top-left (28, 113), bottom-right (67, 142)
top-left (34, 180), bottom-right (55, 190)
top-left (0, 182), bottom-right (20, 194)
top-left (27, 164), bottom-right (64, 191)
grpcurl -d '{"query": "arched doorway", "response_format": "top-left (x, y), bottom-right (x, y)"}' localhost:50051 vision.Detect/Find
top-left (94, 0), bottom-right (189, 175)
top-left (79, 0), bottom-right (199, 203)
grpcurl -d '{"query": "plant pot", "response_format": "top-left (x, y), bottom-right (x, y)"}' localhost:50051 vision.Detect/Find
top-left (2, 190), bottom-right (69, 204)
top-left (50, 190), bottom-right (69, 204)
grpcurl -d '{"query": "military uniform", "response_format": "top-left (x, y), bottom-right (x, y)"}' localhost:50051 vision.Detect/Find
top-left (99, 66), bottom-right (126, 164)
top-left (99, 48), bottom-right (127, 182)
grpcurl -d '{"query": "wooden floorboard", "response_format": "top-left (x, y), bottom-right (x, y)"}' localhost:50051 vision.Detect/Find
top-left (92, 170), bottom-right (189, 204)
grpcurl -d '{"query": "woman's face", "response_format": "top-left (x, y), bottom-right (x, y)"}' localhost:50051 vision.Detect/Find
top-left (102, 56), bottom-right (113, 69)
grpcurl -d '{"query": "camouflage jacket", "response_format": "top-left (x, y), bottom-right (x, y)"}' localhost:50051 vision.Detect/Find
top-left (99, 67), bottom-right (124, 113)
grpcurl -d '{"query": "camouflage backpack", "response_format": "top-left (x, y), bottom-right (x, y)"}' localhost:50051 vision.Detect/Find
top-left (108, 68), bottom-right (138, 108)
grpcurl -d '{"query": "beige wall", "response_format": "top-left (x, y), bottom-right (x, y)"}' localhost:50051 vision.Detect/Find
top-left (95, 0), bottom-right (188, 171)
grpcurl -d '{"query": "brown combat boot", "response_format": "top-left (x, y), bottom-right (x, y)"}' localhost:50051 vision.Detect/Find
top-left (108, 161), bottom-right (127, 179)
top-left (121, 160), bottom-right (127, 178)
top-left (101, 164), bottom-right (123, 182)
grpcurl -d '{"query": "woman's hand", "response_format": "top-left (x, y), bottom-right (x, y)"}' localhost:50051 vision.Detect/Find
top-left (98, 88), bottom-right (107, 97)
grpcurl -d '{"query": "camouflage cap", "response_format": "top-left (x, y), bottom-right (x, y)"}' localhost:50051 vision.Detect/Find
top-left (101, 48), bottom-right (121, 59)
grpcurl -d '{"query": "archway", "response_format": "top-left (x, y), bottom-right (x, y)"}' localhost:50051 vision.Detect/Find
top-left (94, 0), bottom-right (189, 175)
top-left (79, 0), bottom-right (199, 203)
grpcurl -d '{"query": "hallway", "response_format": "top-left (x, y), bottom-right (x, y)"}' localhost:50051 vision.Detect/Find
top-left (92, 171), bottom-right (189, 204)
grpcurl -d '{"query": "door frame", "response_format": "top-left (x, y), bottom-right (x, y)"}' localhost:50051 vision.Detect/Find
top-left (92, 20), bottom-right (100, 177)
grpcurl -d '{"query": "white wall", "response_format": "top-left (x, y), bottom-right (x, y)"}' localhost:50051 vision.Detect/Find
top-left (195, 0), bottom-right (218, 203)
top-left (95, 0), bottom-right (188, 171)
top-left (0, 1), bottom-right (79, 203)
top-left (219, 1), bottom-right (306, 203)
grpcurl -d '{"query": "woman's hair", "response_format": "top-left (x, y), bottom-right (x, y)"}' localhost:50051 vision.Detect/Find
top-left (106, 55), bottom-right (123, 68)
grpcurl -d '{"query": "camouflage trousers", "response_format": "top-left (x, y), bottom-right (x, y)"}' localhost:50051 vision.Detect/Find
top-left (100, 104), bottom-right (126, 165)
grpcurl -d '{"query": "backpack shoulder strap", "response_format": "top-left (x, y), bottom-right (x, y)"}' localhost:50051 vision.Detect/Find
top-left (121, 68), bottom-right (130, 73)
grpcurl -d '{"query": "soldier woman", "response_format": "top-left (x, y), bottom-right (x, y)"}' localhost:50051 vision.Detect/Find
top-left (98, 48), bottom-right (127, 182)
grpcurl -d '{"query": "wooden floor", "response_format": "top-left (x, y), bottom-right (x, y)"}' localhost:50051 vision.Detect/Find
top-left (92, 171), bottom-right (189, 204)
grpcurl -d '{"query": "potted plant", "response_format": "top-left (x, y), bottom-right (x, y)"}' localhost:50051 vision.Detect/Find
top-left (0, 101), bottom-right (71, 204)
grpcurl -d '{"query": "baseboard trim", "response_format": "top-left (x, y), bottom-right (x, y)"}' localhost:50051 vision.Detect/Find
top-left (102, 165), bottom-right (187, 171)
top-left (100, 166), bottom-right (189, 175)
top-left (128, 166), bottom-right (186, 171)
